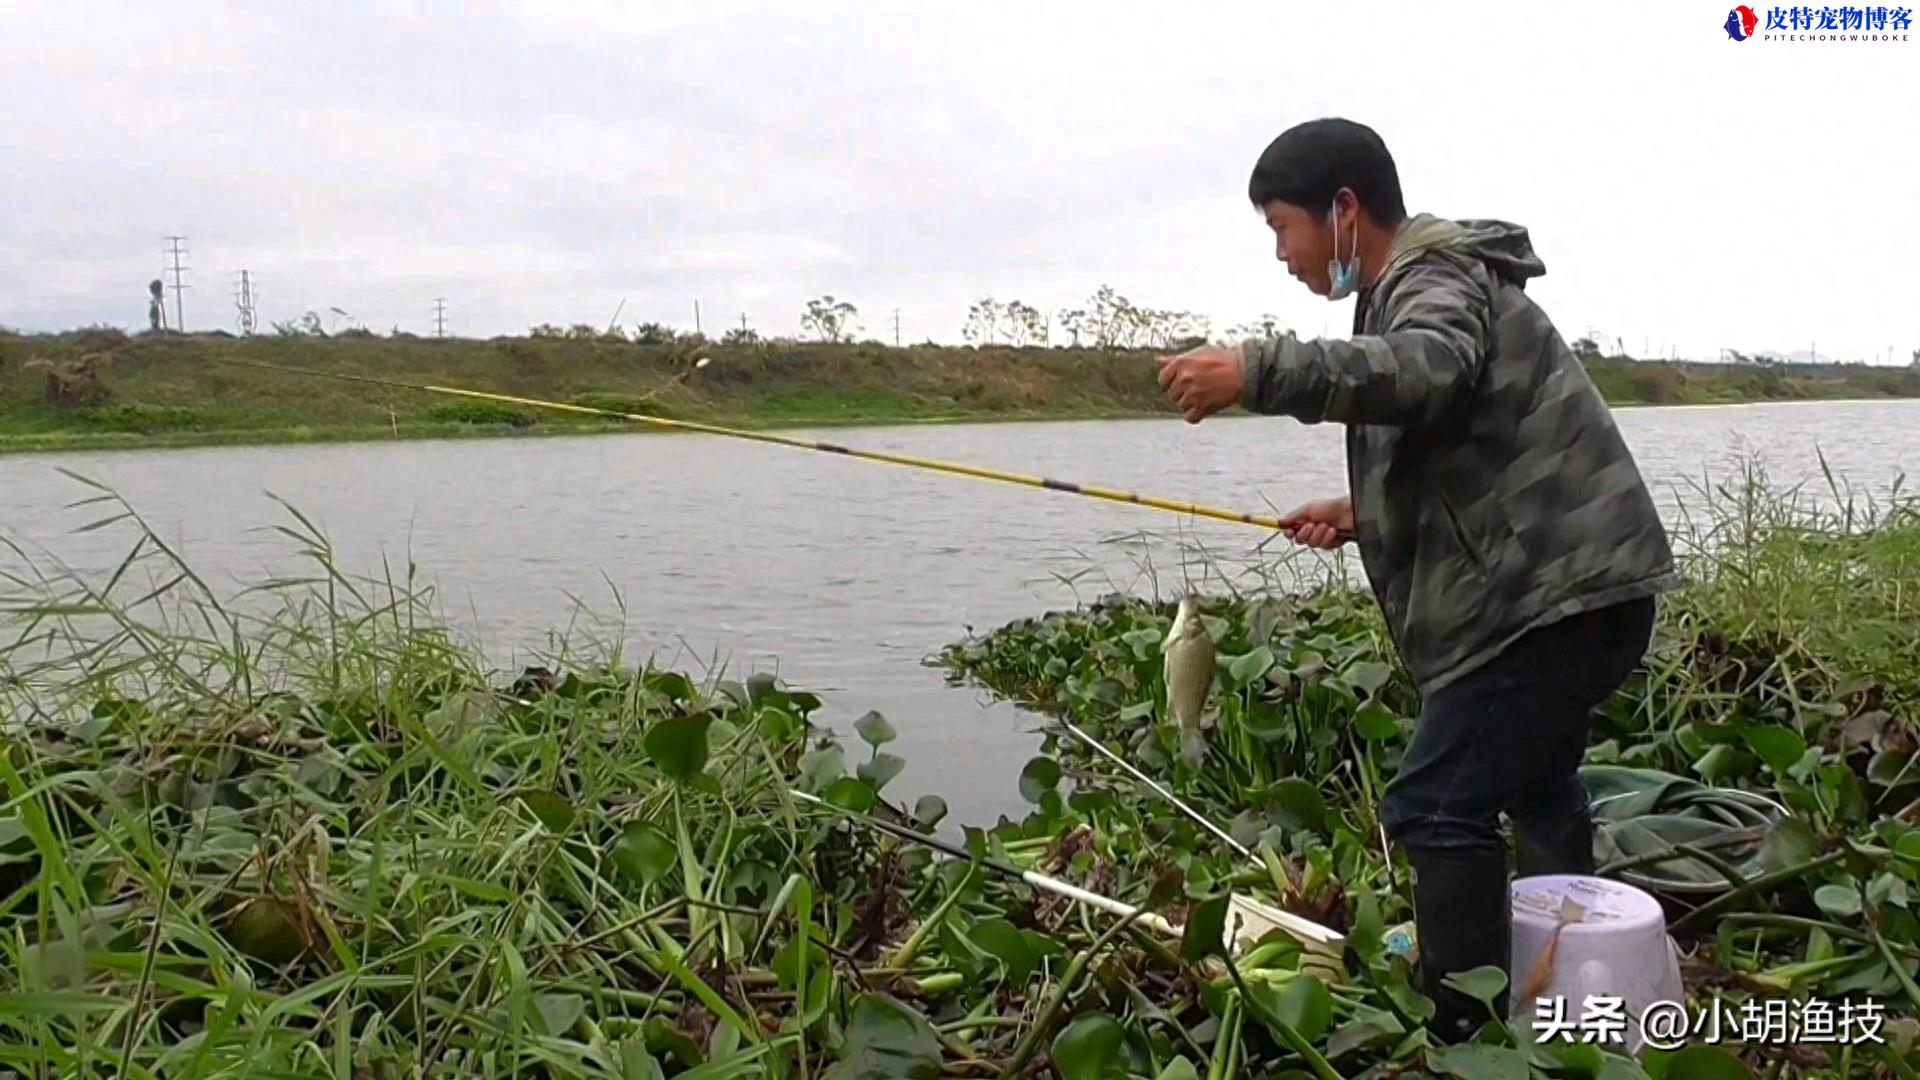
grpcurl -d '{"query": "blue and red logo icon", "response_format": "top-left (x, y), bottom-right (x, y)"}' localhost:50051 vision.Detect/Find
top-left (1724, 4), bottom-right (1760, 38)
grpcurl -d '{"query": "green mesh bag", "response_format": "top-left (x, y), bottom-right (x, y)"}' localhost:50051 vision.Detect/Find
top-left (1579, 764), bottom-right (1791, 895)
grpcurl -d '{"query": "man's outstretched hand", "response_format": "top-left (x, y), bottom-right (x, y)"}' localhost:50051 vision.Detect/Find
top-left (1157, 346), bottom-right (1244, 423)
top-left (1280, 497), bottom-right (1354, 549)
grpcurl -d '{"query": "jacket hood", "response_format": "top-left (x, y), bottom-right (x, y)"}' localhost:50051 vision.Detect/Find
top-left (1380, 213), bottom-right (1546, 288)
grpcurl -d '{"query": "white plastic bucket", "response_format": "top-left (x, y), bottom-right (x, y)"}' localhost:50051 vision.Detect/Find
top-left (1508, 875), bottom-right (1685, 1054)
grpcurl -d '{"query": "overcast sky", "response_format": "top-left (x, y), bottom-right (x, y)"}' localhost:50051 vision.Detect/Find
top-left (3, 1), bottom-right (1915, 363)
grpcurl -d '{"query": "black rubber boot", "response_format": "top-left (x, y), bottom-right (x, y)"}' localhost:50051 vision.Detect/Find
top-left (1408, 846), bottom-right (1513, 1044)
top-left (1513, 804), bottom-right (1597, 878)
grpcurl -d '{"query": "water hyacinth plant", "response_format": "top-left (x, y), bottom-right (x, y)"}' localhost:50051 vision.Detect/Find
top-left (938, 459), bottom-right (1920, 1076)
top-left (0, 459), bottom-right (1913, 1077)
top-left (0, 481), bottom-right (1431, 1078)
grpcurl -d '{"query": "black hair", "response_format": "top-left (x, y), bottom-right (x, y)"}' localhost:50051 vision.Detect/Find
top-left (1247, 118), bottom-right (1407, 227)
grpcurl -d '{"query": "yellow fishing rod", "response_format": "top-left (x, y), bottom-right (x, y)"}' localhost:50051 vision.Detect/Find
top-left (200, 354), bottom-right (1301, 532)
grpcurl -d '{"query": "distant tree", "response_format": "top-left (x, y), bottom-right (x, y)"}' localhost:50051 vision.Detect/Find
top-left (1004, 301), bottom-right (1045, 346)
top-left (529, 323), bottom-right (565, 338)
top-left (801, 295), bottom-right (858, 342)
top-left (1571, 336), bottom-right (1602, 360)
top-left (1088, 285), bottom-right (1132, 347)
top-left (1075, 286), bottom-right (1200, 349)
top-left (1057, 308), bottom-right (1092, 347)
top-left (963, 297), bottom-right (1002, 345)
top-left (567, 323), bottom-right (599, 340)
top-left (1229, 315), bottom-right (1287, 341)
top-left (633, 322), bottom-right (675, 345)
top-left (1153, 311), bottom-right (1209, 349)
top-left (147, 279), bottom-right (166, 332)
top-left (967, 298), bottom-right (1046, 346)
top-left (722, 326), bottom-right (761, 346)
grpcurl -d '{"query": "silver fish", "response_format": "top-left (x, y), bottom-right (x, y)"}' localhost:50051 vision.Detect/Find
top-left (1162, 595), bottom-right (1216, 765)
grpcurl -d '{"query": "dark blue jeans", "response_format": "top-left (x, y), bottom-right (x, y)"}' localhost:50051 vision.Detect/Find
top-left (1379, 597), bottom-right (1657, 859)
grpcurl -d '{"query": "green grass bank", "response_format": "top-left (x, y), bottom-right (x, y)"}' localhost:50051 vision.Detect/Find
top-left (4, 327), bottom-right (1917, 454)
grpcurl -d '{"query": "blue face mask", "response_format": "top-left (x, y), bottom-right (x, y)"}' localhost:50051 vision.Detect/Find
top-left (1326, 203), bottom-right (1360, 301)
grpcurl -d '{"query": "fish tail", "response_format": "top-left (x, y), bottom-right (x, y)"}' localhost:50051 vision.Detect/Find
top-left (1179, 725), bottom-right (1208, 766)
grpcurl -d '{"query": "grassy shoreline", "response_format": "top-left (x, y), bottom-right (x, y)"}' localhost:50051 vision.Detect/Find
top-left (4, 328), bottom-right (1917, 456)
top-left (2, 465), bottom-right (1916, 1075)
top-left (8, 396), bottom-right (1920, 458)
top-left (6, 398), bottom-right (1920, 458)
top-left (0, 406), bottom-right (1163, 456)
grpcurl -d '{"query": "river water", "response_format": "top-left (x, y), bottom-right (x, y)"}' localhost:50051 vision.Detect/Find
top-left (4, 400), bottom-right (1916, 826)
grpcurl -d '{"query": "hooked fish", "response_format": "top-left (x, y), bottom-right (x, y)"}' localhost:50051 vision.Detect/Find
top-left (1162, 595), bottom-right (1216, 765)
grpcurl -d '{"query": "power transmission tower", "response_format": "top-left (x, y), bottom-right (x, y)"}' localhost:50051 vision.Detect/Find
top-left (693, 300), bottom-right (703, 336)
top-left (893, 308), bottom-right (901, 346)
top-left (234, 270), bottom-right (257, 335)
top-left (164, 236), bottom-right (190, 331)
top-left (434, 298), bottom-right (448, 338)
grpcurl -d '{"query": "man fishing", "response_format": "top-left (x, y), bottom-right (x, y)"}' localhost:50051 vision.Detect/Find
top-left (1155, 117), bottom-right (1681, 1043)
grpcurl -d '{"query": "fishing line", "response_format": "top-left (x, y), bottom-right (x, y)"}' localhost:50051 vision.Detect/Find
top-left (194, 354), bottom-right (1311, 533)
top-left (788, 788), bottom-right (1340, 950)
top-left (785, 789), bottom-right (1181, 938)
top-left (1048, 717), bottom-right (1347, 946)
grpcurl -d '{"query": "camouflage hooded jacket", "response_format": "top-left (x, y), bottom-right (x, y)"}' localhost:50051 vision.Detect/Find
top-left (1238, 214), bottom-right (1681, 694)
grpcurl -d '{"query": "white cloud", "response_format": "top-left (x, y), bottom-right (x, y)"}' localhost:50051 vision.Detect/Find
top-left (1, 0), bottom-right (1913, 362)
